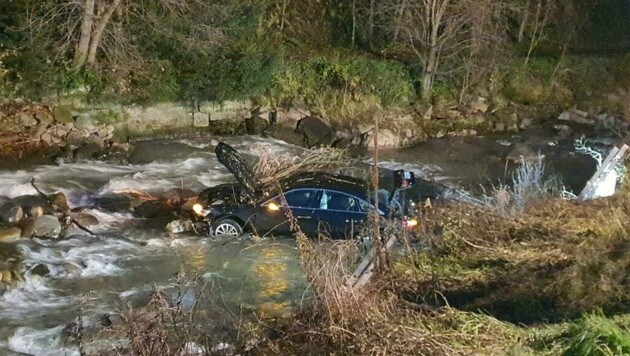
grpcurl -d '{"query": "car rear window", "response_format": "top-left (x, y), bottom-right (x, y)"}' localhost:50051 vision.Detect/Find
top-left (319, 190), bottom-right (358, 212)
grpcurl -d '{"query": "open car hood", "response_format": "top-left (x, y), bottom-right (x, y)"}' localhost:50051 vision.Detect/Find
top-left (215, 142), bottom-right (258, 200)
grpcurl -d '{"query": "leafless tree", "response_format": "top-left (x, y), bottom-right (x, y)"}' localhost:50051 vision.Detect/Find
top-left (381, 0), bottom-right (470, 101)
top-left (21, 0), bottom-right (231, 73)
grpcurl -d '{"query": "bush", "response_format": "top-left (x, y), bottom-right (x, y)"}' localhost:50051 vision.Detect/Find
top-left (271, 55), bottom-right (413, 121)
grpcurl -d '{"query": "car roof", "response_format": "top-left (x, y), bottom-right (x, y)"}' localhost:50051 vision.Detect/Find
top-left (280, 171), bottom-right (370, 200)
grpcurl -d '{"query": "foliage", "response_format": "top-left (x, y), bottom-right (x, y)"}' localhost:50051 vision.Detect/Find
top-left (561, 312), bottom-right (630, 356)
top-left (271, 55), bottom-right (413, 120)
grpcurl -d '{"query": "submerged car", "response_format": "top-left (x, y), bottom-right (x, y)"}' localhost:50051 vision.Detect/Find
top-left (193, 142), bottom-right (426, 238)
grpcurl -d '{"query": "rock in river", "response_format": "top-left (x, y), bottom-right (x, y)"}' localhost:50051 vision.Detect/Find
top-left (0, 204), bottom-right (24, 224)
top-left (0, 227), bottom-right (22, 243)
top-left (22, 215), bottom-right (62, 238)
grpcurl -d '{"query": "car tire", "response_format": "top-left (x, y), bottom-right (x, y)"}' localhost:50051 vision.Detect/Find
top-left (211, 218), bottom-right (243, 237)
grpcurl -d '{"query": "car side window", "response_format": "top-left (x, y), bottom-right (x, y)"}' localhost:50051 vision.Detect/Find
top-left (283, 189), bottom-right (316, 208)
top-left (319, 190), bottom-right (358, 211)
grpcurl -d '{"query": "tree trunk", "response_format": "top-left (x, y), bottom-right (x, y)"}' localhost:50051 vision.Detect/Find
top-left (367, 0), bottom-right (375, 44)
top-left (393, 0), bottom-right (408, 41)
top-left (86, 0), bottom-right (122, 67)
top-left (517, 0), bottom-right (531, 43)
top-left (74, 0), bottom-right (96, 69)
top-left (420, 47), bottom-right (437, 101)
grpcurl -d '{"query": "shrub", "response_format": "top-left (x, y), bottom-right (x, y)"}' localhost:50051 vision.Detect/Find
top-left (270, 55), bottom-right (413, 121)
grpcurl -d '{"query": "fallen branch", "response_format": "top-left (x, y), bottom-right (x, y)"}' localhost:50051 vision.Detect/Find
top-left (113, 189), bottom-right (157, 201)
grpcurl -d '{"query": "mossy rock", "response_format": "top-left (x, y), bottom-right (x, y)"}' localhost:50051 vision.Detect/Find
top-left (92, 109), bottom-right (124, 125)
top-left (53, 106), bottom-right (74, 124)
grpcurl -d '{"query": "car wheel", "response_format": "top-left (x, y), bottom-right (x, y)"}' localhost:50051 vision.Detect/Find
top-left (212, 218), bottom-right (243, 237)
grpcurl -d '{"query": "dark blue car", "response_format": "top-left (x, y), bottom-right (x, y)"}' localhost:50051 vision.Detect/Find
top-left (193, 142), bottom-right (424, 238)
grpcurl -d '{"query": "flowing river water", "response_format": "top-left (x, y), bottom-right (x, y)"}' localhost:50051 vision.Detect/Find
top-left (0, 132), bottom-right (599, 354)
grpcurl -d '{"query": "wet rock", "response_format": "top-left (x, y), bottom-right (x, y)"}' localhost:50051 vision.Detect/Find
top-left (71, 212), bottom-right (99, 227)
top-left (133, 201), bottom-right (173, 219)
top-left (73, 143), bottom-right (105, 161)
top-left (29, 206), bottom-right (44, 218)
top-left (0, 227), bottom-right (22, 243)
top-left (263, 125), bottom-right (305, 147)
top-left (0, 204), bottom-right (23, 224)
top-left (49, 192), bottom-right (71, 214)
top-left (22, 215), bottom-right (62, 238)
top-left (30, 263), bottom-right (51, 277)
top-left (166, 219), bottom-right (197, 234)
top-left (93, 146), bottom-right (130, 165)
top-left (193, 112), bottom-right (210, 128)
top-left (53, 106), bottom-right (74, 124)
top-left (295, 116), bottom-right (333, 147)
top-left (11, 195), bottom-right (51, 213)
top-left (245, 116), bottom-right (269, 135)
top-left (331, 137), bottom-right (354, 149)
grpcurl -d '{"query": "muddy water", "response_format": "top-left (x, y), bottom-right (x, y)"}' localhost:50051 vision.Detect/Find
top-left (0, 133), bottom-right (598, 354)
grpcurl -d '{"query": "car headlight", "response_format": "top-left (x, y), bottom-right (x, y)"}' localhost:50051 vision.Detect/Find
top-left (405, 218), bottom-right (419, 229)
top-left (192, 203), bottom-right (205, 216)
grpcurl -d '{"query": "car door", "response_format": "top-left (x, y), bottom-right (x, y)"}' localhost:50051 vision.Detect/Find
top-left (253, 188), bottom-right (319, 236)
top-left (313, 190), bottom-right (368, 239)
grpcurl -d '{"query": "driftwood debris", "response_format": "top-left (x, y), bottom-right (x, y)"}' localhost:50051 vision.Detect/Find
top-left (578, 144), bottom-right (629, 201)
top-left (348, 234), bottom-right (398, 289)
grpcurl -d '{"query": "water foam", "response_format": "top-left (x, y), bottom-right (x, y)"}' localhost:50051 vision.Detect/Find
top-left (8, 325), bottom-right (79, 356)
top-left (0, 277), bottom-right (74, 319)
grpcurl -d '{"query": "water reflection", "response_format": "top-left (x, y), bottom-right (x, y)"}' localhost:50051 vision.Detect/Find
top-left (254, 244), bottom-right (291, 318)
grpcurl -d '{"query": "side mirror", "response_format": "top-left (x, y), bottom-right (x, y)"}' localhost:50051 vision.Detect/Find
top-left (394, 170), bottom-right (415, 189)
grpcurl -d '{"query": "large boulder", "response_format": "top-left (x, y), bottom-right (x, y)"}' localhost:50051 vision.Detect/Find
top-left (245, 116), bottom-right (270, 135)
top-left (11, 195), bottom-right (51, 214)
top-left (21, 215), bottom-right (62, 238)
top-left (295, 116), bottom-right (334, 148)
top-left (263, 125), bottom-right (305, 147)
